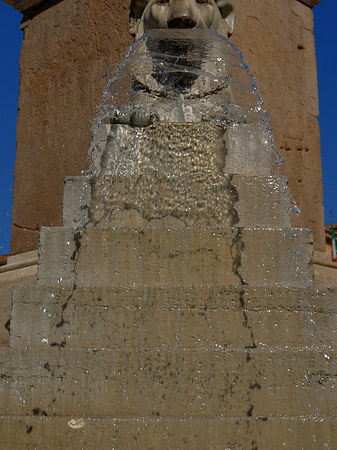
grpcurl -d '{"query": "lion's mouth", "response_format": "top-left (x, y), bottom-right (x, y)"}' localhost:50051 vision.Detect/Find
top-left (167, 17), bottom-right (197, 29)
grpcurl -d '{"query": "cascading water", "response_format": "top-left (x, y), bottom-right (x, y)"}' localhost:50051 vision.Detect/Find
top-left (90, 29), bottom-right (275, 173)
top-left (87, 29), bottom-right (300, 226)
top-left (97, 29), bottom-right (269, 124)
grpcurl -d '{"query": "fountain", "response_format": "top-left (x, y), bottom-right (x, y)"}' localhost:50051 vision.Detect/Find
top-left (0, 0), bottom-right (336, 448)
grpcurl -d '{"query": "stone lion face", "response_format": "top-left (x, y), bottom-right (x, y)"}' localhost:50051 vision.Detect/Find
top-left (144, 0), bottom-right (222, 30)
top-left (130, 0), bottom-right (235, 40)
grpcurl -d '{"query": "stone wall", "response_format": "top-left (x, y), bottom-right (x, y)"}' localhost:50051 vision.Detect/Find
top-left (3, 0), bottom-right (325, 253)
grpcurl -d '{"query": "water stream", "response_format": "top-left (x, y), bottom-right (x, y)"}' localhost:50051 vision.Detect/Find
top-left (90, 29), bottom-right (274, 172)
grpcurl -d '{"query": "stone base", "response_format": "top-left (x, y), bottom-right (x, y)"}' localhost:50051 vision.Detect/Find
top-left (0, 415), bottom-right (335, 449)
top-left (10, 285), bottom-right (336, 350)
top-left (37, 226), bottom-right (314, 288)
top-left (0, 347), bottom-right (335, 417)
top-left (0, 251), bottom-right (37, 346)
top-left (314, 251), bottom-right (337, 286)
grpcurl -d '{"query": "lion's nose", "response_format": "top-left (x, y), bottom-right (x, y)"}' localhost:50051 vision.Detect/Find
top-left (167, 0), bottom-right (197, 29)
top-left (167, 16), bottom-right (197, 29)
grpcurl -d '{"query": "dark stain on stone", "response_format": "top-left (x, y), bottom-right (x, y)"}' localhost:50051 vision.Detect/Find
top-left (249, 382), bottom-right (262, 390)
top-left (245, 343), bottom-right (257, 349)
top-left (226, 175), bottom-right (240, 227)
top-left (43, 362), bottom-right (54, 376)
top-left (50, 341), bottom-right (67, 348)
top-left (55, 285), bottom-right (77, 329)
top-left (4, 319), bottom-right (10, 334)
top-left (87, 177), bottom-right (100, 226)
top-left (55, 230), bottom-right (83, 330)
top-left (238, 290), bottom-right (257, 350)
top-left (258, 417), bottom-right (268, 422)
top-left (247, 405), bottom-right (254, 416)
top-left (230, 229), bottom-right (247, 286)
top-left (70, 230), bottom-right (82, 261)
top-left (33, 408), bottom-right (48, 417)
top-left (252, 441), bottom-right (259, 450)
top-left (167, 250), bottom-right (180, 259)
top-left (26, 425), bottom-right (33, 434)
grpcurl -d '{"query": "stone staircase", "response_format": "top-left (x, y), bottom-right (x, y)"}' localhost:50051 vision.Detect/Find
top-left (0, 123), bottom-right (336, 448)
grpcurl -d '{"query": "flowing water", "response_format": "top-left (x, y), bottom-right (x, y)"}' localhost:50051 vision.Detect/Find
top-left (97, 29), bottom-right (269, 125)
top-left (90, 29), bottom-right (276, 172)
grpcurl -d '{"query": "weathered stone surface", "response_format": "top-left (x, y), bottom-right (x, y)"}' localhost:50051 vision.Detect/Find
top-left (231, 0), bottom-right (324, 250)
top-left (9, 0), bottom-right (325, 253)
top-left (0, 348), bottom-right (335, 417)
top-left (0, 415), bottom-right (335, 450)
top-left (10, 285), bottom-right (337, 350)
top-left (225, 124), bottom-right (272, 176)
top-left (315, 263), bottom-right (337, 287)
top-left (10, 0), bottom-right (133, 254)
top-left (0, 250), bottom-right (38, 346)
top-left (0, 267), bottom-right (36, 346)
top-left (37, 226), bottom-right (314, 288)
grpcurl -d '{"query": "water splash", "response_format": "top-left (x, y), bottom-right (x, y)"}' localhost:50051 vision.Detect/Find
top-left (95, 29), bottom-right (270, 128)
top-left (89, 28), bottom-right (299, 216)
top-left (90, 29), bottom-right (276, 167)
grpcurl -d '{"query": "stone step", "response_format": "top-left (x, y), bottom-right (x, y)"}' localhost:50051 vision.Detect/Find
top-left (10, 285), bottom-right (336, 350)
top-left (0, 348), bottom-right (335, 417)
top-left (63, 174), bottom-right (291, 229)
top-left (37, 227), bottom-right (314, 288)
top-left (0, 415), bottom-right (336, 449)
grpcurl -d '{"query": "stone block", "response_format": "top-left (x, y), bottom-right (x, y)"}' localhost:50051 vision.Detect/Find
top-left (0, 415), bottom-right (335, 450)
top-left (225, 123), bottom-right (272, 175)
top-left (63, 174), bottom-right (291, 229)
top-left (63, 177), bottom-right (91, 228)
top-left (0, 267), bottom-right (37, 347)
top-left (10, 285), bottom-right (337, 350)
top-left (37, 227), bottom-right (314, 288)
top-left (0, 348), bottom-right (335, 417)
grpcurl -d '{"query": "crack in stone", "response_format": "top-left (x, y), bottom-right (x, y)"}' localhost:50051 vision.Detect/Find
top-left (54, 230), bottom-right (83, 335)
top-left (13, 223), bottom-right (39, 232)
top-left (239, 290), bottom-right (257, 350)
top-left (230, 228), bottom-right (246, 286)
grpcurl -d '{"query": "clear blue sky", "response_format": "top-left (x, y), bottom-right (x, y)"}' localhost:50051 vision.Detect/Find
top-left (0, 1), bottom-right (336, 255)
